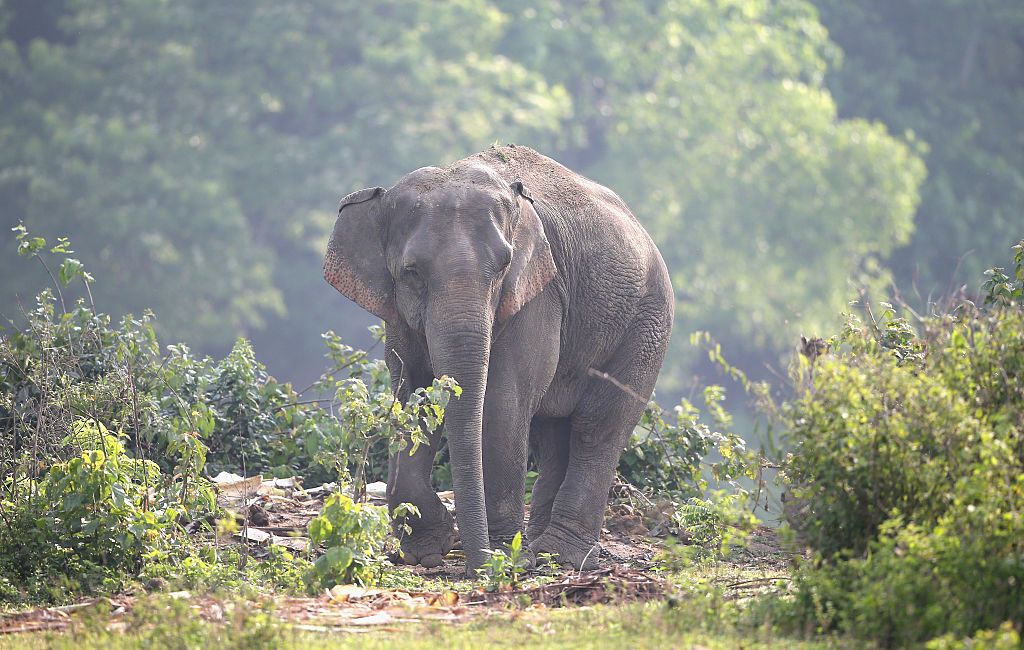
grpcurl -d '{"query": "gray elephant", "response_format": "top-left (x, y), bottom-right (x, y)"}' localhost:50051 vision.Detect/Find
top-left (323, 145), bottom-right (673, 574)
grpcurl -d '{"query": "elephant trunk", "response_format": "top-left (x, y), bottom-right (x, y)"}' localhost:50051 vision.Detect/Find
top-left (425, 304), bottom-right (492, 574)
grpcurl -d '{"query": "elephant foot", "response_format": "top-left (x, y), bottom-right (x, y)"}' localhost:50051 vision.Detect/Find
top-left (528, 529), bottom-right (602, 571)
top-left (392, 525), bottom-right (456, 568)
top-left (391, 506), bottom-right (456, 568)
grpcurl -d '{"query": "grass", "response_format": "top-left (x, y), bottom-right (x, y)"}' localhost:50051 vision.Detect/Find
top-left (293, 604), bottom-right (852, 650)
top-left (1, 597), bottom-right (857, 650)
top-left (0, 555), bottom-right (863, 650)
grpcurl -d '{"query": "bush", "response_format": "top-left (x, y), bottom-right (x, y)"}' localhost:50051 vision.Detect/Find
top-left (782, 314), bottom-right (980, 557)
top-left (618, 389), bottom-right (752, 500)
top-left (306, 492), bottom-right (391, 588)
top-left (140, 543), bottom-right (312, 595)
top-left (926, 622), bottom-right (1021, 650)
top-left (0, 421), bottom-right (199, 603)
top-left (1, 227), bottom-right (468, 602)
top-left (0, 229), bottom-right (338, 602)
top-left (0, 227), bottom-right (349, 488)
top-left (778, 241), bottom-right (1024, 644)
top-left (789, 516), bottom-right (1023, 647)
top-left (149, 337), bottom-right (348, 484)
top-left (0, 230), bottom-right (221, 602)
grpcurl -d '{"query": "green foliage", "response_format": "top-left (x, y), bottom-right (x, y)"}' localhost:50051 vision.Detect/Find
top-left (926, 623), bottom-right (1021, 650)
top-left (0, 420), bottom-right (201, 604)
top-left (306, 492), bottom-right (391, 588)
top-left (138, 321), bottom-right (459, 489)
top-left (0, 232), bottom-right (223, 603)
top-left (148, 337), bottom-right (346, 484)
top-left (784, 304), bottom-right (1024, 560)
top-left (672, 498), bottom-right (724, 551)
top-left (618, 392), bottom-right (753, 499)
top-left (0, 227), bottom-right (342, 483)
top-left (778, 243), bottom-right (1024, 644)
top-left (265, 329), bottom-right (461, 493)
top-left (674, 493), bottom-right (754, 555)
top-left (140, 544), bottom-right (312, 596)
top-left (248, 545), bottom-right (313, 594)
top-left (477, 531), bottom-right (527, 592)
top-left (982, 240), bottom-right (1024, 307)
top-left (816, 1), bottom-right (1024, 295)
top-left (0, 0), bottom-right (931, 391)
top-left (789, 518), bottom-right (1024, 648)
top-left (656, 492), bottom-right (759, 569)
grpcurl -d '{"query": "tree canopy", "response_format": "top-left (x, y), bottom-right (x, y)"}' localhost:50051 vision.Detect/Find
top-left (3, 0), bottom-right (1016, 391)
top-left (817, 0), bottom-right (1024, 296)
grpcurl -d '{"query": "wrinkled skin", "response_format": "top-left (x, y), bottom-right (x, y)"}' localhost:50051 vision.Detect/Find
top-left (324, 146), bottom-right (673, 574)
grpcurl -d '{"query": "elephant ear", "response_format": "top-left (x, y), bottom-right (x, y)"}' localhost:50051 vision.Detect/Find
top-left (498, 181), bottom-right (558, 321)
top-left (323, 187), bottom-right (397, 321)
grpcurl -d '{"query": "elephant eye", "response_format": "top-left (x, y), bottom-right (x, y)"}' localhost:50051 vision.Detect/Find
top-left (401, 264), bottom-right (422, 283)
top-left (499, 251), bottom-right (512, 273)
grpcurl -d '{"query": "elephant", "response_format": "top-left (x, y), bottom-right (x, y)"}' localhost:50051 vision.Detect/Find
top-left (323, 145), bottom-right (673, 574)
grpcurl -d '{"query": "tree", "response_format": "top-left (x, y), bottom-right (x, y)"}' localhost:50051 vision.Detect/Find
top-left (814, 0), bottom-right (1024, 297)
top-left (496, 0), bottom-right (924, 386)
top-left (0, 0), bottom-right (568, 360)
top-left (2, 0), bottom-right (926, 392)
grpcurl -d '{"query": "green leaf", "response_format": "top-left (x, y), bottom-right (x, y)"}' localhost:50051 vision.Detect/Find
top-left (323, 545), bottom-right (354, 572)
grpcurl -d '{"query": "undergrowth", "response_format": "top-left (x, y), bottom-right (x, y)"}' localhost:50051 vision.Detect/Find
top-left (773, 240), bottom-right (1024, 646)
top-left (0, 227), bottom-right (752, 610)
top-left (13, 227), bottom-right (1021, 649)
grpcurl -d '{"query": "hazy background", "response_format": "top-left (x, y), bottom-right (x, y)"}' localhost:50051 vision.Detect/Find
top-left (2, 0), bottom-right (1021, 404)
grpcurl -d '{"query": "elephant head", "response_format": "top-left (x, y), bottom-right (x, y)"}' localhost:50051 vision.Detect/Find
top-left (323, 164), bottom-right (557, 571)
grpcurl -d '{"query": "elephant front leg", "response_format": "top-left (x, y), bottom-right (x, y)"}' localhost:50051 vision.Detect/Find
top-left (482, 401), bottom-right (531, 549)
top-left (383, 328), bottom-right (455, 568)
top-left (387, 424), bottom-right (455, 568)
top-left (480, 319), bottom-right (559, 553)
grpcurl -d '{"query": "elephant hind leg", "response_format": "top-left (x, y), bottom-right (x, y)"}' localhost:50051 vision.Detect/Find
top-left (530, 314), bottom-right (668, 569)
top-left (526, 416), bottom-right (571, 543)
top-left (528, 391), bottom-right (648, 570)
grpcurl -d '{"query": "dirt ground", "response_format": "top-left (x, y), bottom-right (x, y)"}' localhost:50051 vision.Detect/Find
top-left (0, 475), bottom-right (788, 636)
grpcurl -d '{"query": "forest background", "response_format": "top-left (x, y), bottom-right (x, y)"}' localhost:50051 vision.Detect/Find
top-left (2, 0), bottom-right (1021, 403)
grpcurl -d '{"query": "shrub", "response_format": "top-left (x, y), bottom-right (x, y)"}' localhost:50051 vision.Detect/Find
top-left (926, 622), bottom-right (1021, 650)
top-left (0, 421), bottom-right (200, 603)
top-left (0, 228), bottom-right (321, 602)
top-left (0, 229), bottom-right (220, 602)
top-left (784, 303), bottom-right (1024, 555)
top-left (1, 227), bottom-right (466, 601)
top-left (306, 492), bottom-right (391, 588)
top-left (140, 543), bottom-right (312, 595)
top-left (619, 393), bottom-right (750, 499)
top-left (778, 240), bottom-right (1024, 644)
top-left (789, 515), bottom-right (1023, 647)
top-left (148, 337), bottom-right (347, 484)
